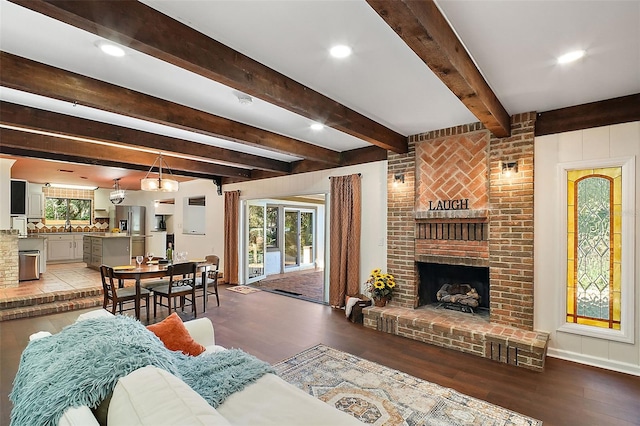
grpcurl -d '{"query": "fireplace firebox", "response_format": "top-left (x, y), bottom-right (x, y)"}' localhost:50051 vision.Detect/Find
top-left (417, 262), bottom-right (489, 312)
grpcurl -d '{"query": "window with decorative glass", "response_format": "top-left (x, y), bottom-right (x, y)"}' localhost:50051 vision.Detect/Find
top-left (566, 167), bottom-right (621, 330)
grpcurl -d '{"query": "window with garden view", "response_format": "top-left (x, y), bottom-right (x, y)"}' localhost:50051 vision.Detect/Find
top-left (45, 198), bottom-right (92, 225)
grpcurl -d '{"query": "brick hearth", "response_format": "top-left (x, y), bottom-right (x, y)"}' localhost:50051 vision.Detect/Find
top-left (365, 115), bottom-right (550, 371)
top-left (364, 306), bottom-right (548, 371)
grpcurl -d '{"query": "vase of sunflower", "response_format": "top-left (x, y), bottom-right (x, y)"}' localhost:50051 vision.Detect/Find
top-left (365, 268), bottom-right (395, 307)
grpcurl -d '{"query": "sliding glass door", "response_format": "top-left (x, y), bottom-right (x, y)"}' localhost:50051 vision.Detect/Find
top-left (284, 208), bottom-right (315, 269)
top-left (246, 201), bottom-right (266, 284)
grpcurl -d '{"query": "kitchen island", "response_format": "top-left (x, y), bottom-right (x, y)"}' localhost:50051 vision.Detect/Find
top-left (83, 234), bottom-right (132, 270)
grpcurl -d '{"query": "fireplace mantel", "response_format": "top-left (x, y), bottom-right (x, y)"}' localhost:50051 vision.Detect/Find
top-left (415, 209), bottom-right (487, 220)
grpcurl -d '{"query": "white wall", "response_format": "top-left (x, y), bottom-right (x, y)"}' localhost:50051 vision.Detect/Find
top-left (225, 161), bottom-right (388, 292)
top-left (535, 121), bottom-right (640, 376)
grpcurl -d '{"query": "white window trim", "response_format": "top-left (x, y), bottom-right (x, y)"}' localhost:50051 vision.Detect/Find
top-left (556, 156), bottom-right (635, 344)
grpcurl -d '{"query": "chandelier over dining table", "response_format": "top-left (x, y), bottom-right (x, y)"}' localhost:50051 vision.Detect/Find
top-left (140, 153), bottom-right (179, 192)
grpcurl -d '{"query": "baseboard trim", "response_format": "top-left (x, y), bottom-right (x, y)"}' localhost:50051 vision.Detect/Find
top-left (547, 348), bottom-right (640, 377)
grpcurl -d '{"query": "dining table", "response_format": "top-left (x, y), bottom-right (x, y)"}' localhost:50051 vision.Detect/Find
top-left (111, 261), bottom-right (211, 320)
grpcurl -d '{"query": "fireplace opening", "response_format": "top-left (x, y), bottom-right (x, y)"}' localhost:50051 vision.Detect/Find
top-left (417, 262), bottom-right (489, 313)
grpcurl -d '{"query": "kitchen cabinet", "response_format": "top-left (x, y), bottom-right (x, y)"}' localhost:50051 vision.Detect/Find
top-left (47, 235), bottom-right (74, 262)
top-left (146, 231), bottom-right (166, 258)
top-left (84, 235), bottom-right (131, 270)
top-left (27, 187), bottom-right (44, 218)
top-left (93, 188), bottom-right (112, 218)
top-left (73, 235), bottom-right (84, 259)
top-left (47, 234), bottom-right (89, 262)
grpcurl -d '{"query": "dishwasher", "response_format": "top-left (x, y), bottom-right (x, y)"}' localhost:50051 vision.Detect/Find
top-left (19, 250), bottom-right (40, 281)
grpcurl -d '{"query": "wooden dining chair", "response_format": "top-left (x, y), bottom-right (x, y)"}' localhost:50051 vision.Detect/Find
top-left (194, 254), bottom-right (220, 311)
top-left (152, 262), bottom-right (198, 318)
top-left (100, 265), bottom-right (151, 322)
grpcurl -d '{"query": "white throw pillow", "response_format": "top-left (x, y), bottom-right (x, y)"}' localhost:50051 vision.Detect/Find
top-left (107, 366), bottom-right (231, 426)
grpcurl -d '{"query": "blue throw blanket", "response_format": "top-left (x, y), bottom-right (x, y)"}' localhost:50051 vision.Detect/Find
top-left (10, 315), bottom-right (274, 426)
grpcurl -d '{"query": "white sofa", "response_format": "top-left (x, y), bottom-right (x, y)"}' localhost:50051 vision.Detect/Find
top-left (34, 310), bottom-right (361, 426)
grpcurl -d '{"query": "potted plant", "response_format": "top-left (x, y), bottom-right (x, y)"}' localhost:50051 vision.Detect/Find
top-left (365, 268), bottom-right (396, 307)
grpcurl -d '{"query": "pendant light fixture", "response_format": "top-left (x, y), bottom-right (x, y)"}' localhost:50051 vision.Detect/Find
top-left (140, 153), bottom-right (179, 192)
top-left (109, 178), bottom-right (125, 204)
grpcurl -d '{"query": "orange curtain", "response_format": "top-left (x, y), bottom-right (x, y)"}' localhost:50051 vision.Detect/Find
top-left (329, 174), bottom-right (361, 307)
top-left (223, 190), bottom-right (240, 285)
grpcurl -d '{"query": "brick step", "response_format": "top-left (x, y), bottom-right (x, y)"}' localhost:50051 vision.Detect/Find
top-left (0, 288), bottom-right (103, 310)
top-left (0, 295), bottom-right (104, 321)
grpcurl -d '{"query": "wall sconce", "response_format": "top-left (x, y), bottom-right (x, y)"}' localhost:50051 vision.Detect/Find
top-left (393, 173), bottom-right (405, 186)
top-left (501, 161), bottom-right (518, 177)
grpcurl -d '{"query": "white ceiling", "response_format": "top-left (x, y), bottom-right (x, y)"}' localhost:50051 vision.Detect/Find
top-left (1, 0), bottom-right (638, 188)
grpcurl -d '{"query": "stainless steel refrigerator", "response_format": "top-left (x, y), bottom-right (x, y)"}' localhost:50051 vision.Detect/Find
top-left (115, 206), bottom-right (146, 235)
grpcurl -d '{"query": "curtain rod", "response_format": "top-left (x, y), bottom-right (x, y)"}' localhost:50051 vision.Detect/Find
top-left (328, 173), bottom-right (361, 180)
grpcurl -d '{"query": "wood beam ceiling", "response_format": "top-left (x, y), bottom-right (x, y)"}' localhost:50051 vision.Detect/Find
top-left (0, 52), bottom-right (342, 165)
top-left (9, 0), bottom-right (408, 154)
top-left (0, 127), bottom-right (251, 180)
top-left (0, 102), bottom-right (290, 175)
top-left (366, 0), bottom-right (511, 137)
top-left (535, 94), bottom-right (640, 136)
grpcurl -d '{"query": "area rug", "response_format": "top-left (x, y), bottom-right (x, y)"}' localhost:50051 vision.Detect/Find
top-left (274, 344), bottom-right (542, 426)
top-left (226, 286), bottom-right (261, 295)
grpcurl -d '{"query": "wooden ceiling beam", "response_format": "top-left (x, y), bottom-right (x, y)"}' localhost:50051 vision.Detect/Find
top-left (0, 128), bottom-right (252, 180)
top-left (366, 0), bottom-right (511, 137)
top-left (0, 52), bottom-right (341, 165)
top-left (535, 94), bottom-right (640, 136)
top-left (9, 0), bottom-right (408, 154)
top-left (0, 102), bottom-right (290, 174)
top-left (225, 145), bottom-right (388, 184)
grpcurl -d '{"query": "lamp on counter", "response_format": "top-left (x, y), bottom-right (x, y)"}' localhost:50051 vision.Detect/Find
top-left (501, 160), bottom-right (518, 177)
top-left (140, 153), bottom-right (179, 192)
top-left (109, 178), bottom-right (125, 204)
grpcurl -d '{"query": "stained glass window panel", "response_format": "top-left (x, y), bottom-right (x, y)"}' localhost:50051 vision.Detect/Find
top-left (566, 167), bottom-right (621, 330)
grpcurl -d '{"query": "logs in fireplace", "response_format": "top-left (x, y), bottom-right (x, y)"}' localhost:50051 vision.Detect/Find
top-left (417, 262), bottom-right (490, 314)
top-left (436, 283), bottom-right (480, 313)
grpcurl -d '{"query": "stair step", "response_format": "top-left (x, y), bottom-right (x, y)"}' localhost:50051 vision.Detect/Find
top-left (0, 296), bottom-right (104, 321)
top-left (0, 288), bottom-right (103, 310)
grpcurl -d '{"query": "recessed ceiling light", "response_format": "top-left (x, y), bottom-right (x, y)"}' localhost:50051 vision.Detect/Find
top-left (330, 45), bottom-right (352, 59)
top-left (557, 50), bottom-right (585, 64)
top-left (95, 40), bottom-right (125, 57)
top-left (310, 123), bottom-right (324, 131)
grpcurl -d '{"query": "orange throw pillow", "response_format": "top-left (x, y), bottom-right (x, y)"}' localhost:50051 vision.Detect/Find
top-left (147, 313), bottom-right (206, 356)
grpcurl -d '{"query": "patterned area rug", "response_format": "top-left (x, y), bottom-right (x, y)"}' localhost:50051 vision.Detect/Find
top-left (226, 286), bottom-right (261, 295)
top-left (274, 344), bottom-right (542, 426)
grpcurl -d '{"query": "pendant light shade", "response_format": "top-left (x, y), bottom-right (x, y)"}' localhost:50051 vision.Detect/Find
top-left (110, 178), bottom-right (125, 204)
top-left (141, 153), bottom-right (179, 192)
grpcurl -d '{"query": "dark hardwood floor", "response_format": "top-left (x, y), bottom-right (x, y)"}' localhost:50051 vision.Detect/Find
top-left (1, 285), bottom-right (639, 426)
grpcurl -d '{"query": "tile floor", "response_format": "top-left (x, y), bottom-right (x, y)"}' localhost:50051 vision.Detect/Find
top-left (0, 263), bottom-right (103, 300)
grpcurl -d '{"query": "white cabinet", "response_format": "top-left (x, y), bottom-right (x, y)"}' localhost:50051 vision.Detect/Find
top-left (146, 231), bottom-right (166, 257)
top-left (27, 183), bottom-right (44, 218)
top-left (47, 235), bottom-right (74, 262)
top-left (93, 188), bottom-right (112, 218)
top-left (28, 193), bottom-right (44, 218)
top-left (155, 201), bottom-right (175, 215)
top-left (73, 235), bottom-right (84, 260)
top-left (47, 234), bottom-right (87, 262)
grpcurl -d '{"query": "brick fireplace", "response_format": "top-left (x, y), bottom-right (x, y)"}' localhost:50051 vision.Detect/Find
top-left (364, 114), bottom-right (549, 371)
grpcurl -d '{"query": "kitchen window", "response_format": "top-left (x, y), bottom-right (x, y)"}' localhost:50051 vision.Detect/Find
top-left (45, 197), bottom-right (92, 225)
